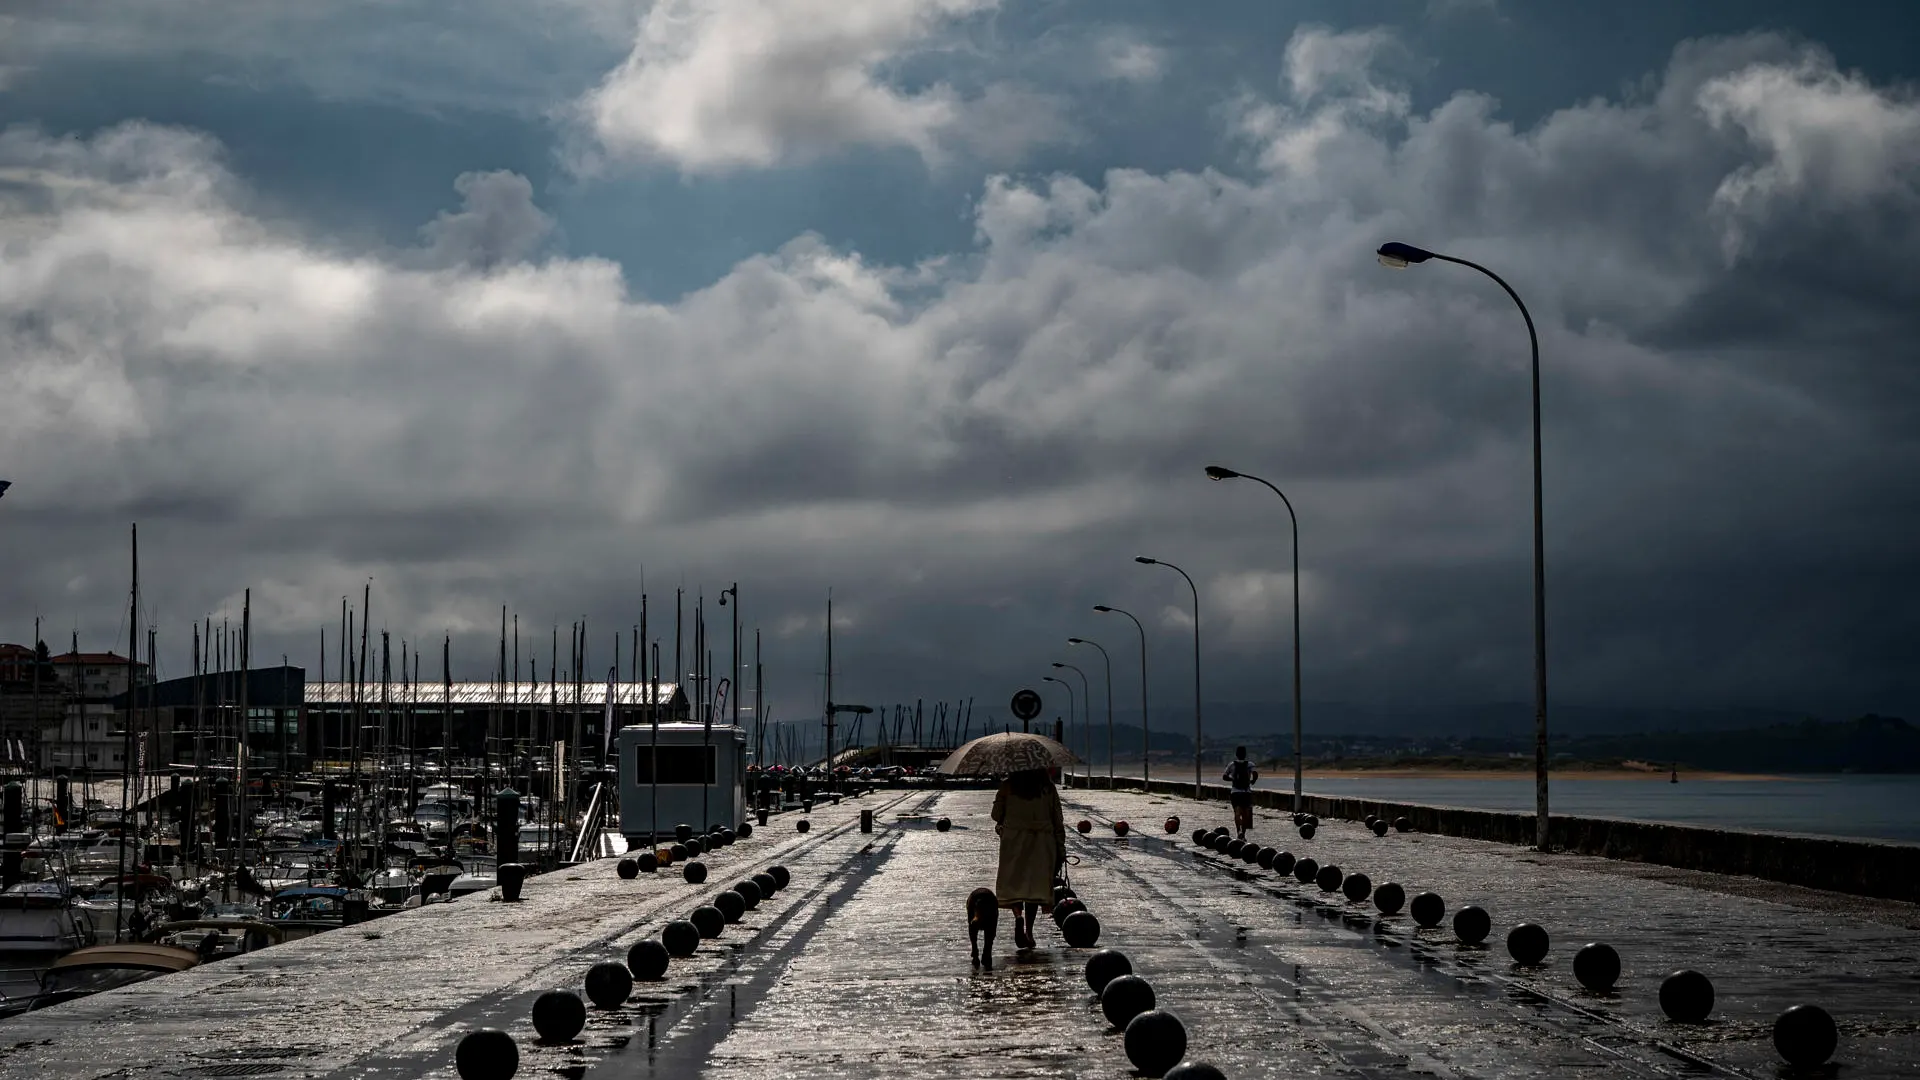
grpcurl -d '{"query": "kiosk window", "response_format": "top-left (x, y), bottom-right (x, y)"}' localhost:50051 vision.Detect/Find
top-left (635, 745), bottom-right (716, 784)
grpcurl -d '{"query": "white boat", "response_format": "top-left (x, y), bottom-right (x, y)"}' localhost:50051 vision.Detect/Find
top-left (0, 882), bottom-right (96, 957)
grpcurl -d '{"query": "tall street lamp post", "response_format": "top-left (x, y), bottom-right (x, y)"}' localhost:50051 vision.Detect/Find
top-left (1206, 465), bottom-right (1304, 815)
top-left (1136, 556), bottom-right (1202, 798)
top-left (1042, 675), bottom-right (1075, 753)
top-left (1377, 240), bottom-right (1549, 851)
top-left (1051, 662), bottom-right (1090, 781)
top-left (1067, 637), bottom-right (1114, 788)
top-left (1093, 606), bottom-right (1149, 787)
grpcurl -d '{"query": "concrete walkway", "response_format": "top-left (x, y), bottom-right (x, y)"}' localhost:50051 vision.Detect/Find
top-left (0, 787), bottom-right (1914, 1078)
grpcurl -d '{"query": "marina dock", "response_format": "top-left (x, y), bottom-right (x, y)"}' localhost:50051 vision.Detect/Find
top-left (1, 786), bottom-right (1915, 1078)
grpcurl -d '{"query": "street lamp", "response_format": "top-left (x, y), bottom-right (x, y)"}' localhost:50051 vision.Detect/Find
top-left (1136, 556), bottom-right (1202, 798)
top-left (1051, 662), bottom-right (1090, 781)
top-left (1067, 637), bottom-right (1114, 788)
top-left (1042, 675), bottom-right (1075, 747)
top-left (1376, 239), bottom-right (1550, 851)
top-left (1206, 464), bottom-right (1304, 815)
top-left (1093, 605), bottom-right (1150, 787)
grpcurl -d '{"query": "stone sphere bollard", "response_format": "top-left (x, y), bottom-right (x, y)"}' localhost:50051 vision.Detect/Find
top-left (670, 843), bottom-right (688, 861)
top-left (1573, 942), bottom-right (1620, 992)
top-left (733, 881), bottom-right (761, 909)
top-left (683, 860), bottom-right (708, 885)
top-left (1054, 884), bottom-right (1077, 905)
top-left (530, 990), bottom-right (586, 1043)
top-left (628, 938), bottom-right (670, 980)
top-left (1123, 1009), bottom-right (1188, 1078)
top-left (713, 890), bottom-right (746, 923)
top-left (584, 961), bottom-right (633, 1009)
top-left (1164, 1062), bottom-right (1227, 1080)
top-left (497, 862), bottom-right (527, 903)
top-left (1272, 851), bottom-right (1296, 875)
top-left (1052, 897), bottom-right (1087, 926)
top-left (1452, 905), bottom-right (1491, 945)
top-left (1410, 891), bottom-right (1446, 928)
top-left (636, 852), bottom-right (658, 873)
top-left (1315, 864), bottom-right (1344, 892)
top-left (676, 823), bottom-right (694, 844)
top-left (1373, 882), bottom-right (1406, 915)
top-left (739, 821), bottom-right (754, 838)
top-left (1364, 815), bottom-right (1377, 828)
top-left (1772, 1004), bottom-right (1838, 1068)
top-left (1209, 833), bottom-right (1231, 853)
top-left (455, 1029), bottom-right (518, 1080)
top-left (617, 858), bottom-right (639, 880)
top-left (1293, 857), bottom-right (1319, 885)
top-left (661, 920), bottom-right (701, 957)
top-left (1114, 820), bottom-right (1130, 837)
top-left (1063, 910), bottom-right (1101, 948)
top-left (1224, 837), bottom-right (1245, 857)
top-left (768, 865), bottom-right (791, 890)
top-left (1299, 822), bottom-right (1316, 840)
top-left (753, 872), bottom-right (779, 898)
top-left (1100, 974), bottom-right (1157, 1028)
top-left (935, 817), bottom-right (951, 832)
top-left (1342, 872), bottom-right (1372, 903)
top-left (1165, 816), bottom-right (1180, 834)
top-left (1394, 816), bottom-right (1411, 832)
top-left (1256, 846), bottom-right (1278, 870)
top-left (797, 819), bottom-right (811, 833)
top-left (689, 906), bottom-right (725, 939)
top-left (685, 838), bottom-right (705, 857)
top-left (1507, 923), bottom-right (1550, 966)
top-left (720, 828), bottom-right (736, 845)
top-left (1191, 829), bottom-right (1209, 845)
top-left (1371, 819), bottom-right (1389, 837)
top-left (1078, 819), bottom-right (1093, 835)
top-left (1659, 969), bottom-right (1714, 1022)
top-left (1086, 948), bottom-right (1132, 993)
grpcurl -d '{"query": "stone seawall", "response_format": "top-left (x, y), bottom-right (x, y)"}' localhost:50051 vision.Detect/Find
top-left (1064, 773), bottom-right (1920, 904)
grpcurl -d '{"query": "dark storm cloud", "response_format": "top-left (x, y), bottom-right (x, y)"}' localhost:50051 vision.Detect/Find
top-left (0, 24), bottom-right (1917, 728)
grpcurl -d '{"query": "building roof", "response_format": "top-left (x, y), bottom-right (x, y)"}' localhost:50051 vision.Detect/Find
top-left (51, 652), bottom-right (147, 667)
top-left (303, 680), bottom-right (685, 707)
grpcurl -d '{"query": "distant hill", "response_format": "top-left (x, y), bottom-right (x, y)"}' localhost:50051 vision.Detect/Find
top-left (1061, 701), bottom-right (1815, 742)
top-left (1564, 714), bottom-right (1919, 773)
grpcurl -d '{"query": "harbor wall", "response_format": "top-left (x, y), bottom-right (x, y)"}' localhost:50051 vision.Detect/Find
top-left (1063, 773), bottom-right (1920, 905)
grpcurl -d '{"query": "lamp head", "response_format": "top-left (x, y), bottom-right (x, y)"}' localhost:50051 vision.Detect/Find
top-left (1204, 465), bottom-right (1239, 481)
top-left (1067, 637), bottom-right (1084, 644)
top-left (1051, 662), bottom-right (1064, 669)
top-left (1134, 556), bottom-right (1156, 565)
top-left (1044, 676), bottom-right (1060, 684)
top-left (1376, 241), bottom-right (1435, 269)
top-left (1093, 605), bottom-right (1112, 613)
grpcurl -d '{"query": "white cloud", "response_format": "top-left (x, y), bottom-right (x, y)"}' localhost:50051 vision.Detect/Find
top-left (1236, 27), bottom-right (1410, 176)
top-left (576, 0), bottom-right (1062, 172)
top-left (1098, 37), bottom-right (1164, 85)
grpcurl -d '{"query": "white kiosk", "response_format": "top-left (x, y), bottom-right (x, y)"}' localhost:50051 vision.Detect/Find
top-left (618, 722), bottom-right (748, 846)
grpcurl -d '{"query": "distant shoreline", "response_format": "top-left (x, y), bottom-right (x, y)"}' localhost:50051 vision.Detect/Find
top-left (1287, 766), bottom-right (1793, 782)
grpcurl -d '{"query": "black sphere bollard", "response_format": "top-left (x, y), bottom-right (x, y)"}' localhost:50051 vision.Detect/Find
top-left (1191, 829), bottom-right (1209, 845)
top-left (1078, 819), bottom-right (1093, 835)
top-left (661, 920), bottom-right (701, 957)
top-left (1123, 1009), bottom-right (1188, 1078)
top-left (753, 872), bottom-right (778, 898)
top-left (627, 938), bottom-right (670, 980)
top-left (617, 858), bottom-right (639, 880)
top-left (1239, 844), bottom-right (1261, 865)
top-left (1364, 815), bottom-right (1377, 828)
top-left (1374, 882), bottom-right (1406, 915)
top-left (676, 824), bottom-right (694, 844)
top-left (1225, 838), bottom-right (1246, 857)
top-left (683, 860), bottom-right (708, 885)
top-left (936, 817), bottom-right (951, 832)
top-left (1210, 833), bottom-right (1232, 853)
top-left (1100, 974), bottom-right (1157, 1028)
top-left (497, 862), bottom-right (527, 903)
top-left (1062, 910), bottom-right (1101, 947)
top-left (1659, 969), bottom-right (1714, 1022)
top-left (1507, 923), bottom-right (1550, 966)
top-left (689, 906), bottom-right (725, 939)
top-left (1054, 885), bottom-right (1077, 905)
top-left (670, 843), bottom-right (689, 861)
top-left (734, 880), bottom-right (762, 908)
top-left (1165, 816), bottom-right (1180, 834)
top-left (1163, 1062), bottom-right (1227, 1080)
top-left (1256, 846), bottom-right (1278, 870)
top-left (720, 828), bottom-right (736, 845)
top-left (1394, 816), bottom-right (1411, 832)
top-left (713, 890), bottom-right (746, 923)
top-left (1272, 851), bottom-right (1296, 875)
top-left (1085, 949), bottom-right (1132, 993)
top-left (1573, 943), bottom-right (1620, 992)
top-left (1371, 819), bottom-right (1389, 837)
top-left (738, 821), bottom-right (753, 839)
top-left (1293, 857), bottom-right (1319, 885)
top-left (1315, 864), bottom-right (1343, 892)
top-left (1114, 820), bottom-right (1130, 836)
top-left (797, 819), bottom-right (811, 833)
top-left (636, 852), bottom-right (658, 873)
top-left (1452, 906), bottom-right (1491, 945)
top-left (769, 866), bottom-right (791, 890)
top-left (1299, 822), bottom-right (1316, 840)
top-left (1342, 872), bottom-right (1372, 903)
top-left (455, 1029), bottom-right (518, 1080)
top-left (530, 990), bottom-right (587, 1043)
top-left (584, 962), bottom-right (633, 1009)
top-left (1052, 897), bottom-right (1087, 926)
top-left (685, 838), bottom-right (705, 857)
top-left (1410, 891), bottom-right (1446, 928)
top-left (1772, 1004), bottom-right (1838, 1068)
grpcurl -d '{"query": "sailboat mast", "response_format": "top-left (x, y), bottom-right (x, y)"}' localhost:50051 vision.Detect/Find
top-left (116, 523), bottom-right (135, 943)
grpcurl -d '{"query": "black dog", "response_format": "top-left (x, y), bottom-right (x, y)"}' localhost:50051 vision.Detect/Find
top-left (967, 887), bottom-right (1000, 969)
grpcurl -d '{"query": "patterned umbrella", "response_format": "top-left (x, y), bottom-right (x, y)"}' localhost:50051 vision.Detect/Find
top-left (935, 732), bottom-right (1079, 775)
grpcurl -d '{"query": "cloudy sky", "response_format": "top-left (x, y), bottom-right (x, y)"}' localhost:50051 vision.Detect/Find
top-left (2, 0), bottom-right (1916, 733)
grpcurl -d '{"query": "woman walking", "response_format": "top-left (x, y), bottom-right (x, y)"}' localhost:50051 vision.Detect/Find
top-left (992, 768), bottom-right (1066, 950)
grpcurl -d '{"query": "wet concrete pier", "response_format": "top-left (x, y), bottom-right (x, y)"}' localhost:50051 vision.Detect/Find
top-left (2, 787), bottom-right (1916, 1078)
